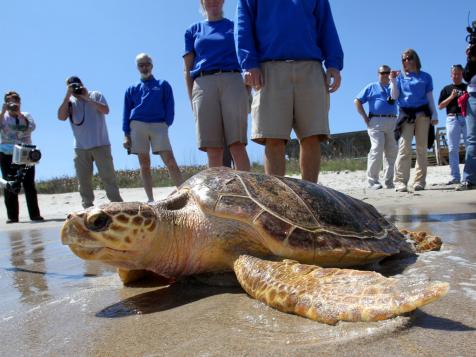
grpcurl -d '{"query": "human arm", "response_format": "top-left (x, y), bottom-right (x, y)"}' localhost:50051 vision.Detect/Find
top-left (354, 99), bottom-right (369, 126)
top-left (163, 81), bottom-right (175, 126)
top-left (438, 88), bottom-right (458, 110)
top-left (78, 92), bottom-right (109, 115)
top-left (183, 53), bottom-right (195, 104)
top-left (389, 71), bottom-right (400, 100)
top-left (57, 86), bottom-right (74, 120)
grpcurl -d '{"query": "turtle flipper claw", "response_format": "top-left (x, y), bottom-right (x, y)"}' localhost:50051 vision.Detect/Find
top-left (233, 255), bottom-right (449, 324)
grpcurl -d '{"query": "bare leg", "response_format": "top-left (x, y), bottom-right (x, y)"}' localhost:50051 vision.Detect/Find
top-left (138, 153), bottom-right (154, 202)
top-left (206, 147), bottom-right (224, 168)
top-left (264, 139), bottom-right (286, 176)
top-left (159, 150), bottom-right (184, 187)
top-left (229, 142), bottom-right (251, 171)
top-left (300, 135), bottom-right (321, 183)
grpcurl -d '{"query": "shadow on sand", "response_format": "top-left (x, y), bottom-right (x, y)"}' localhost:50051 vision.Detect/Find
top-left (411, 310), bottom-right (476, 332)
top-left (96, 282), bottom-right (242, 318)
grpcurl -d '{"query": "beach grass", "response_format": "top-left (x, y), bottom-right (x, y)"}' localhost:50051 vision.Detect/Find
top-left (7, 158), bottom-right (367, 195)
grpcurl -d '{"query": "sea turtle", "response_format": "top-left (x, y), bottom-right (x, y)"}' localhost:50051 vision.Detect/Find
top-left (61, 167), bottom-right (448, 325)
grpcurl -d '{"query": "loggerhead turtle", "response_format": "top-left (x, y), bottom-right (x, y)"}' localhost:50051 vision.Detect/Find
top-left (61, 167), bottom-right (448, 325)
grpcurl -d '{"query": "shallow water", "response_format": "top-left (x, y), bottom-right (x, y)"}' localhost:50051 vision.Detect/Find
top-left (1, 203), bottom-right (475, 356)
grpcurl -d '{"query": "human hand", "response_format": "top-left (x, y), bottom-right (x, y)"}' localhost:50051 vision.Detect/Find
top-left (1, 103), bottom-right (7, 115)
top-left (244, 68), bottom-right (263, 90)
top-left (326, 68), bottom-right (341, 93)
top-left (123, 136), bottom-right (131, 150)
top-left (389, 70), bottom-right (400, 79)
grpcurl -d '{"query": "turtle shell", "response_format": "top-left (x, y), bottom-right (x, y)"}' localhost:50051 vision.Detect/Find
top-left (183, 168), bottom-right (406, 267)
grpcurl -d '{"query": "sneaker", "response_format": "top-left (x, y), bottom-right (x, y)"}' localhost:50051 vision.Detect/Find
top-left (31, 216), bottom-right (44, 222)
top-left (413, 184), bottom-right (425, 191)
top-left (455, 182), bottom-right (476, 191)
top-left (6, 218), bottom-right (19, 224)
top-left (368, 183), bottom-right (383, 190)
top-left (446, 179), bottom-right (460, 185)
top-left (395, 184), bottom-right (407, 192)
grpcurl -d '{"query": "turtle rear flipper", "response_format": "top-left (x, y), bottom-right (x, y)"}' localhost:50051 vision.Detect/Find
top-left (233, 255), bottom-right (449, 325)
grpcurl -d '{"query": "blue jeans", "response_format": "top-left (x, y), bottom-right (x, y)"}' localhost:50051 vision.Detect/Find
top-left (463, 94), bottom-right (476, 185)
top-left (446, 114), bottom-right (467, 181)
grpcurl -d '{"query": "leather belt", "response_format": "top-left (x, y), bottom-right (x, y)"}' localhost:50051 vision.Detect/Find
top-left (197, 69), bottom-right (240, 77)
top-left (368, 114), bottom-right (397, 119)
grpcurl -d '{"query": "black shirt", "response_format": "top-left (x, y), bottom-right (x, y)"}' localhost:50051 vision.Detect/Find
top-left (438, 83), bottom-right (467, 115)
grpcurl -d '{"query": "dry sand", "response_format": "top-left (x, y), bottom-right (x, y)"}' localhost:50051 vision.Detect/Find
top-left (0, 164), bottom-right (472, 230)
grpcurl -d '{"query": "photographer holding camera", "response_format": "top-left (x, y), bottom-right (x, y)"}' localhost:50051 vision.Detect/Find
top-left (0, 91), bottom-right (43, 223)
top-left (456, 22), bottom-right (476, 191)
top-left (438, 64), bottom-right (468, 185)
top-left (57, 76), bottom-right (123, 208)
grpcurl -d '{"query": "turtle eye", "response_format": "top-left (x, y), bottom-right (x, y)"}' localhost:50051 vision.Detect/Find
top-left (86, 212), bottom-right (112, 232)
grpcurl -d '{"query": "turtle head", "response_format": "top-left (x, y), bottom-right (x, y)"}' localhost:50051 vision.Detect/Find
top-left (61, 202), bottom-right (159, 269)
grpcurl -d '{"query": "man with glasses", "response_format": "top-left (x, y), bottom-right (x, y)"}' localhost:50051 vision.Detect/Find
top-left (438, 64), bottom-right (468, 185)
top-left (57, 76), bottom-right (123, 209)
top-left (123, 53), bottom-right (183, 202)
top-left (354, 65), bottom-right (398, 189)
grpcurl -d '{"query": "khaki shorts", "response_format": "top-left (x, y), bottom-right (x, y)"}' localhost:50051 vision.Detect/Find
top-left (130, 121), bottom-right (172, 154)
top-left (192, 72), bottom-right (248, 151)
top-left (251, 61), bottom-right (330, 144)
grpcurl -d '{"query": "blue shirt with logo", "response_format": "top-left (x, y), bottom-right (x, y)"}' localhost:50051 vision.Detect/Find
top-left (235, 0), bottom-right (343, 71)
top-left (356, 82), bottom-right (397, 116)
top-left (123, 76), bottom-right (174, 134)
top-left (395, 71), bottom-right (433, 108)
top-left (184, 18), bottom-right (241, 79)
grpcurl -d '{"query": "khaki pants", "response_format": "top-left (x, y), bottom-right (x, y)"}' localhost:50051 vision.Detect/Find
top-left (394, 115), bottom-right (430, 188)
top-left (74, 145), bottom-right (123, 208)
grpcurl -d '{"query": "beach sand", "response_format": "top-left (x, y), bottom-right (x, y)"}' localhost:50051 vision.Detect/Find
top-left (0, 164), bottom-right (470, 230)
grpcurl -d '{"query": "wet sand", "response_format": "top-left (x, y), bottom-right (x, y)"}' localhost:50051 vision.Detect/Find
top-left (0, 167), bottom-right (475, 356)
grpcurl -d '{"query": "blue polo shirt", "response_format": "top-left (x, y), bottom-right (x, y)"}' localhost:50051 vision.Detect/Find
top-left (184, 18), bottom-right (241, 79)
top-left (356, 82), bottom-right (397, 116)
top-left (395, 71), bottom-right (433, 108)
top-left (122, 76), bottom-right (174, 134)
top-left (235, 0), bottom-right (343, 70)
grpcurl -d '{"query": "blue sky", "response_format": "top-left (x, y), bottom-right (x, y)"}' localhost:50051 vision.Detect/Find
top-left (1, 0), bottom-right (475, 180)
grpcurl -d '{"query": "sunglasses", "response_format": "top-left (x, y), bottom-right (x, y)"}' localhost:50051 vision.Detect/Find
top-left (138, 63), bottom-right (152, 68)
top-left (379, 71), bottom-right (390, 75)
top-left (402, 57), bottom-right (414, 62)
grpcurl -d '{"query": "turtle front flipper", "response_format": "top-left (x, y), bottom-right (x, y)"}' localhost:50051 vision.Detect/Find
top-left (233, 255), bottom-right (449, 325)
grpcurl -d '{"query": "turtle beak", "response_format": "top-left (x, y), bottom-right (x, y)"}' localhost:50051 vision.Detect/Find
top-left (60, 213), bottom-right (105, 248)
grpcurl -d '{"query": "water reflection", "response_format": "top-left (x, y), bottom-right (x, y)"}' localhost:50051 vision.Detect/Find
top-left (8, 230), bottom-right (50, 305)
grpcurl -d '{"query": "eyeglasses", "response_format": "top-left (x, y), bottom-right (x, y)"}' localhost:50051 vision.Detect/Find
top-left (402, 57), bottom-right (414, 62)
top-left (138, 63), bottom-right (152, 68)
top-left (379, 71), bottom-right (390, 75)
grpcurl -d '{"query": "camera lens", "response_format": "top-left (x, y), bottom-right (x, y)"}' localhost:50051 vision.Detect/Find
top-left (28, 149), bottom-right (42, 163)
top-left (7, 103), bottom-right (19, 111)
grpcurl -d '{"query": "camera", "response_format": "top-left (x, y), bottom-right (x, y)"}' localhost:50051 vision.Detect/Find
top-left (12, 144), bottom-right (42, 165)
top-left (71, 83), bottom-right (83, 95)
top-left (455, 89), bottom-right (464, 97)
top-left (387, 96), bottom-right (395, 105)
top-left (6, 103), bottom-right (19, 112)
top-left (467, 20), bottom-right (476, 58)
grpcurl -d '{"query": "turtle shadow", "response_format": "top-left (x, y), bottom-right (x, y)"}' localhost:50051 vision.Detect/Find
top-left (96, 281), bottom-right (242, 318)
top-left (410, 310), bottom-right (476, 331)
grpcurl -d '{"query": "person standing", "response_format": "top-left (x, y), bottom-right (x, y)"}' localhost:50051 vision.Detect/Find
top-left (123, 53), bottom-right (183, 202)
top-left (1, 91), bottom-right (43, 223)
top-left (390, 49), bottom-right (439, 192)
top-left (183, 0), bottom-right (251, 171)
top-left (456, 43), bottom-right (476, 190)
top-left (57, 76), bottom-right (123, 209)
top-left (355, 65), bottom-right (398, 189)
top-left (438, 64), bottom-right (468, 185)
top-left (235, 0), bottom-right (343, 182)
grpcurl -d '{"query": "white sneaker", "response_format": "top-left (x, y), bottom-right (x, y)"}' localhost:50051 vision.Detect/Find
top-left (395, 184), bottom-right (407, 192)
top-left (368, 183), bottom-right (383, 190)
